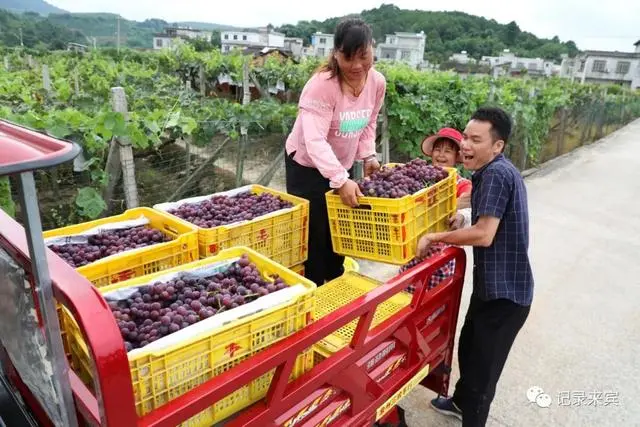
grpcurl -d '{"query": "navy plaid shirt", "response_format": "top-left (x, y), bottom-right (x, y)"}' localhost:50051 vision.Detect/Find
top-left (471, 154), bottom-right (534, 306)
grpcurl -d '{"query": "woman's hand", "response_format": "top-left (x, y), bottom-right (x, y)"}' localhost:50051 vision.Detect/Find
top-left (457, 192), bottom-right (471, 209)
top-left (338, 179), bottom-right (363, 207)
top-left (449, 213), bottom-right (465, 230)
top-left (364, 158), bottom-right (381, 177)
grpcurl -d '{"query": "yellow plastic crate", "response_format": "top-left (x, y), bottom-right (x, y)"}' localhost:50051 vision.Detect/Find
top-left (60, 247), bottom-right (316, 426)
top-left (290, 256), bottom-right (360, 277)
top-left (314, 272), bottom-right (411, 355)
top-left (44, 207), bottom-right (199, 287)
top-left (325, 166), bottom-right (457, 265)
top-left (154, 185), bottom-right (309, 268)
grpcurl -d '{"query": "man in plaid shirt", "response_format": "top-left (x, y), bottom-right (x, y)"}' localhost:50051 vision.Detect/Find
top-left (416, 107), bottom-right (534, 427)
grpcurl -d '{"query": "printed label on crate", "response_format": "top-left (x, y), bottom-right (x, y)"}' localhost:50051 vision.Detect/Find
top-left (282, 388), bottom-right (338, 427)
top-left (225, 342), bottom-right (242, 358)
top-left (44, 216), bottom-right (150, 246)
top-left (113, 269), bottom-right (135, 283)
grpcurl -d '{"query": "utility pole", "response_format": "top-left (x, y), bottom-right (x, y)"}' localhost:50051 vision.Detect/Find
top-left (116, 16), bottom-right (121, 53)
top-left (19, 27), bottom-right (24, 47)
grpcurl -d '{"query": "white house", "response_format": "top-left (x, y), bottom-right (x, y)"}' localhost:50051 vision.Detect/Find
top-left (560, 41), bottom-right (640, 89)
top-left (284, 37), bottom-right (304, 58)
top-left (220, 28), bottom-right (285, 53)
top-left (481, 49), bottom-right (557, 77)
top-left (449, 51), bottom-right (475, 64)
top-left (309, 32), bottom-right (334, 58)
top-left (376, 32), bottom-right (426, 68)
top-left (153, 27), bottom-right (212, 50)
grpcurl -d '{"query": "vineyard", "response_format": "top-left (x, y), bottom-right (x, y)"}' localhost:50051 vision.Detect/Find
top-left (1, 44), bottom-right (640, 229)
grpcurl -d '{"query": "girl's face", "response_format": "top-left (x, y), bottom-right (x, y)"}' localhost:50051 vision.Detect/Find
top-left (431, 139), bottom-right (460, 168)
top-left (335, 44), bottom-right (373, 82)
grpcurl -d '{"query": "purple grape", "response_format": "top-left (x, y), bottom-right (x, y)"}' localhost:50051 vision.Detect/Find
top-left (50, 226), bottom-right (170, 268)
top-left (166, 191), bottom-right (293, 229)
top-left (109, 251), bottom-right (288, 351)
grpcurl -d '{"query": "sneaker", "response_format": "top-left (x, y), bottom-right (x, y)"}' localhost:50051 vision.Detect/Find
top-left (430, 396), bottom-right (463, 420)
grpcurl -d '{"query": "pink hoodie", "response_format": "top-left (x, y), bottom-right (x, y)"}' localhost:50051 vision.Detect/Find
top-left (285, 68), bottom-right (386, 189)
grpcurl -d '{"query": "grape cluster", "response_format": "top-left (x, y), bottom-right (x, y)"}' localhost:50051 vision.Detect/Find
top-left (49, 226), bottom-right (169, 268)
top-left (357, 159), bottom-right (449, 198)
top-left (167, 192), bottom-right (293, 229)
top-left (109, 253), bottom-right (288, 351)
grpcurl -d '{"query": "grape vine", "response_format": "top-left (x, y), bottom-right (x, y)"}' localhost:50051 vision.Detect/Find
top-left (1, 46), bottom-right (639, 221)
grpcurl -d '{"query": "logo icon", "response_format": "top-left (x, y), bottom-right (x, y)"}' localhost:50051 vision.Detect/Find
top-left (527, 386), bottom-right (552, 408)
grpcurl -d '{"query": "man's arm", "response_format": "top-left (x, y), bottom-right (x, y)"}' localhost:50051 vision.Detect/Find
top-left (430, 216), bottom-right (500, 247)
top-left (416, 216), bottom-right (500, 258)
top-left (417, 167), bottom-right (511, 257)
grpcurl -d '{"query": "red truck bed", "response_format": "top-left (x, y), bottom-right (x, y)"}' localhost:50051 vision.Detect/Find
top-left (0, 205), bottom-right (465, 426)
top-left (0, 119), bottom-right (466, 426)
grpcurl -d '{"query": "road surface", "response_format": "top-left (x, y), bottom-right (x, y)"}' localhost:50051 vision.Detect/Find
top-left (361, 118), bottom-right (640, 427)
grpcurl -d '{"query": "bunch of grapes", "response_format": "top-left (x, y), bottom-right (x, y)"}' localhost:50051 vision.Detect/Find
top-left (357, 159), bottom-right (449, 198)
top-left (108, 253), bottom-right (288, 352)
top-left (49, 226), bottom-right (169, 268)
top-left (167, 191), bottom-right (294, 229)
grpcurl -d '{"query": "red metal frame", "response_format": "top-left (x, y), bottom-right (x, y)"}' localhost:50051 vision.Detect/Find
top-left (0, 204), bottom-right (466, 427)
top-left (0, 208), bottom-right (137, 426)
top-left (0, 120), bottom-right (79, 175)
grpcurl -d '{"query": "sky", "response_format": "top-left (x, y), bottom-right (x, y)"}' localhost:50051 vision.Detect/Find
top-left (48, 0), bottom-right (639, 52)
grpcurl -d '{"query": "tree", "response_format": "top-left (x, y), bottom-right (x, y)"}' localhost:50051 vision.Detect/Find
top-left (211, 30), bottom-right (221, 47)
top-left (503, 21), bottom-right (521, 45)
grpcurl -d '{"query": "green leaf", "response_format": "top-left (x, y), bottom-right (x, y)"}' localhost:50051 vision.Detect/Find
top-left (144, 119), bottom-right (161, 134)
top-left (103, 113), bottom-right (117, 131)
top-left (75, 187), bottom-right (106, 219)
top-left (165, 111), bottom-right (181, 128)
top-left (179, 116), bottom-right (198, 135)
top-left (47, 122), bottom-right (71, 138)
top-left (0, 177), bottom-right (16, 218)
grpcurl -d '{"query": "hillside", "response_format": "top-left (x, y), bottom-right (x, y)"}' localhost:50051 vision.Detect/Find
top-left (276, 4), bottom-right (580, 62)
top-left (45, 13), bottom-right (166, 48)
top-left (0, 9), bottom-right (84, 49)
top-left (0, 10), bottom-right (229, 49)
top-left (0, 0), bottom-right (67, 15)
top-left (0, 3), bottom-right (580, 59)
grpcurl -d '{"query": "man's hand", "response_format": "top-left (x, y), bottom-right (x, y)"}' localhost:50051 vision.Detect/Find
top-left (338, 179), bottom-right (363, 207)
top-left (416, 233), bottom-right (436, 259)
top-left (364, 158), bottom-right (381, 177)
top-left (449, 213), bottom-right (464, 230)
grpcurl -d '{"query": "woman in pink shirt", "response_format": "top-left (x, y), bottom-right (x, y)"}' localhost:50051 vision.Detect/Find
top-left (285, 18), bottom-right (386, 286)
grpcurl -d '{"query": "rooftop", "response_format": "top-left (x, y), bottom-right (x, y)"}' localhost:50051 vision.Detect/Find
top-left (392, 31), bottom-right (425, 38)
top-left (165, 26), bottom-right (209, 32)
top-left (582, 50), bottom-right (640, 59)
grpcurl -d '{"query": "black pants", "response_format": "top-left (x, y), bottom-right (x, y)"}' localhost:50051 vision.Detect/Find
top-left (452, 295), bottom-right (530, 427)
top-left (285, 151), bottom-right (348, 286)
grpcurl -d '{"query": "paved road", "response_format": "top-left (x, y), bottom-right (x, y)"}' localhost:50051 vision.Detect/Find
top-left (361, 119), bottom-right (640, 427)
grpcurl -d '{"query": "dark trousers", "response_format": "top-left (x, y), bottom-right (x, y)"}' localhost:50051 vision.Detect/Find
top-left (285, 151), bottom-right (346, 286)
top-left (452, 295), bottom-right (530, 427)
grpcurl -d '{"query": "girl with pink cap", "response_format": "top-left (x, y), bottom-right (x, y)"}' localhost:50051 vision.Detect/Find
top-left (400, 127), bottom-right (472, 289)
top-left (420, 127), bottom-right (472, 208)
